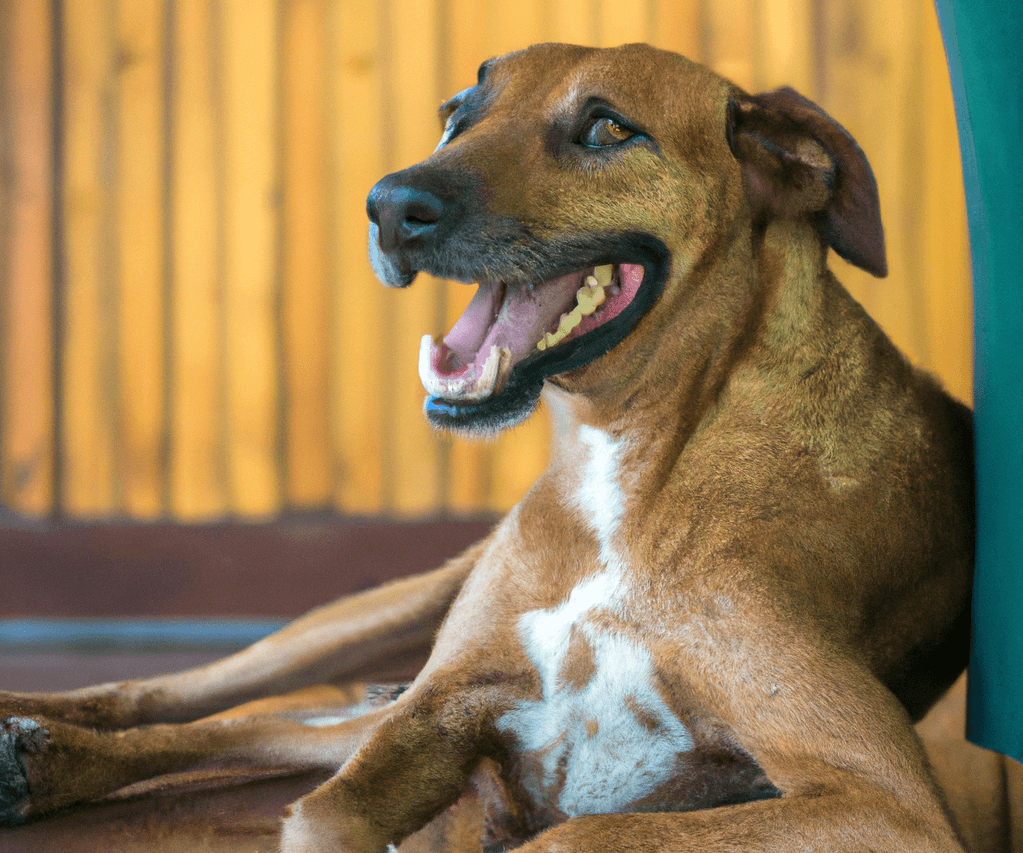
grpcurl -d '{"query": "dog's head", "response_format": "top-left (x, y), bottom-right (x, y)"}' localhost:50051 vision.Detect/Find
top-left (367, 43), bottom-right (885, 436)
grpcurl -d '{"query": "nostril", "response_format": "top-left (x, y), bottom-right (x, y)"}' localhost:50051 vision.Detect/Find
top-left (399, 191), bottom-right (443, 232)
top-left (367, 182), bottom-right (446, 250)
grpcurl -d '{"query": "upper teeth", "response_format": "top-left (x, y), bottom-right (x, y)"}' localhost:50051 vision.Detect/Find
top-left (536, 264), bottom-right (612, 351)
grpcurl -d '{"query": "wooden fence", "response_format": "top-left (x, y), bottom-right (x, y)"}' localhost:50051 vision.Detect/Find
top-left (0, 0), bottom-right (971, 521)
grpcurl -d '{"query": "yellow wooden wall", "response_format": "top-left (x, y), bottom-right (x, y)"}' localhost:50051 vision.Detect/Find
top-left (0, 0), bottom-right (971, 521)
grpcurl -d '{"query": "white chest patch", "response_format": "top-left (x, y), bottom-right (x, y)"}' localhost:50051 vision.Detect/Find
top-left (574, 425), bottom-right (627, 567)
top-left (498, 570), bottom-right (694, 818)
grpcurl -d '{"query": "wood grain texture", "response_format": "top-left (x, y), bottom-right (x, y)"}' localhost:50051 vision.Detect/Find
top-left (282, 0), bottom-right (333, 509)
top-left (60, 0), bottom-right (119, 516)
top-left (220, 0), bottom-right (281, 516)
top-left (169, 0), bottom-right (229, 519)
top-left (1, 0), bottom-right (55, 516)
top-left (115, 0), bottom-right (167, 518)
top-left (0, 0), bottom-right (973, 520)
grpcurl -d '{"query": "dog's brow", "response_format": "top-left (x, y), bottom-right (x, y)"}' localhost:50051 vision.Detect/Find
top-left (440, 86), bottom-right (474, 119)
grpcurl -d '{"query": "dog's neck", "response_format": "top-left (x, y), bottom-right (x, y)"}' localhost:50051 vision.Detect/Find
top-left (541, 220), bottom-right (835, 487)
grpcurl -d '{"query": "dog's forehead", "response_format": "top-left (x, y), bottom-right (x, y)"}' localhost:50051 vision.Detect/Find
top-left (480, 43), bottom-right (731, 129)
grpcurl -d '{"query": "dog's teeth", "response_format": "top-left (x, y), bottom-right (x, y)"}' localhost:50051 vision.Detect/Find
top-left (576, 282), bottom-right (606, 316)
top-left (534, 268), bottom-right (613, 353)
top-left (419, 338), bottom-right (512, 400)
top-left (538, 309), bottom-right (584, 351)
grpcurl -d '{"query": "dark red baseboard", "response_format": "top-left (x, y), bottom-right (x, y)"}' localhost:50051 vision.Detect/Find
top-left (0, 516), bottom-right (496, 618)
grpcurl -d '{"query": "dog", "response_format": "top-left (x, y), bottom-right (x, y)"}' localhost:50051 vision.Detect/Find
top-left (0, 43), bottom-right (974, 853)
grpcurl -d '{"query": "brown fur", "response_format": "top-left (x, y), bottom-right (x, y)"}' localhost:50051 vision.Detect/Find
top-left (1, 44), bottom-right (973, 852)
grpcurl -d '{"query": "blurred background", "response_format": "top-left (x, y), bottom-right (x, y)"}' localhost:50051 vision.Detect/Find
top-left (0, 0), bottom-right (971, 526)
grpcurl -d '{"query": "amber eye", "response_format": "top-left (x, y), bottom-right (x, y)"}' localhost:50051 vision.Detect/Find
top-left (581, 116), bottom-right (635, 147)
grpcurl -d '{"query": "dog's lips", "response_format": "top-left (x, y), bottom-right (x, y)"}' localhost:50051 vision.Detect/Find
top-left (418, 263), bottom-right (644, 402)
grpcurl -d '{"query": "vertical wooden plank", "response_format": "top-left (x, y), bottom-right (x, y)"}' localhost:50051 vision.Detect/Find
top-left (1, 0), bottom-right (55, 517)
top-left (282, 0), bottom-right (332, 508)
top-left (758, 0), bottom-right (814, 94)
top-left (919, 2), bottom-right (972, 404)
top-left (115, 0), bottom-right (166, 518)
top-left (61, 0), bottom-right (119, 517)
top-left (330, 0), bottom-right (387, 514)
top-left (221, 0), bottom-right (281, 516)
top-left (548, 0), bottom-right (597, 46)
top-left (649, 0), bottom-right (702, 61)
top-left (703, 0), bottom-right (757, 90)
top-left (447, 0), bottom-right (487, 78)
top-left (486, 0), bottom-right (544, 56)
top-left (169, 0), bottom-right (228, 519)
top-left (544, 0), bottom-right (594, 44)
top-left (597, 0), bottom-right (652, 47)
top-left (385, 0), bottom-right (445, 515)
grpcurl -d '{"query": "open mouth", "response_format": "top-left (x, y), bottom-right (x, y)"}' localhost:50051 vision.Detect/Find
top-left (408, 232), bottom-right (669, 433)
top-left (419, 263), bottom-right (645, 403)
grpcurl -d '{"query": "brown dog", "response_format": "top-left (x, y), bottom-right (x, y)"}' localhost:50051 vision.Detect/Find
top-left (1, 43), bottom-right (974, 852)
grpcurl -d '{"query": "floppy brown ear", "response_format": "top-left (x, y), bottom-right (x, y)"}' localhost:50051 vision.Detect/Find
top-left (726, 87), bottom-right (887, 277)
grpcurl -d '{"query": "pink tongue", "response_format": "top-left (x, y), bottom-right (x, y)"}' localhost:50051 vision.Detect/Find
top-left (442, 272), bottom-right (583, 374)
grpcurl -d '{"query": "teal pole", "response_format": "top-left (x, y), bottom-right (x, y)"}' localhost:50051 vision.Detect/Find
top-left (934, 0), bottom-right (1023, 763)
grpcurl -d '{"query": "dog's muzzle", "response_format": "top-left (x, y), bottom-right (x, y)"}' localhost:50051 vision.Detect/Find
top-left (367, 171), bottom-right (669, 434)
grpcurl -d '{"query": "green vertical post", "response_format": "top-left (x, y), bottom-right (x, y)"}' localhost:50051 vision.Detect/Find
top-left (934, 0), bottom-right (1023, 763)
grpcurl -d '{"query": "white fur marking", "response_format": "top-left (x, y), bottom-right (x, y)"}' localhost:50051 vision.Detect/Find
top-left (499, 571), bottom-right (694, 817)
top-left (575, 425), bottom-right (627, 567)
top-left (301, 715), bottom-right (350, 728)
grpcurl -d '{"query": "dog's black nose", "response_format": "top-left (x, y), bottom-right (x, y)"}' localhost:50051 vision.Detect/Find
top-left (367, 182), bottom-right (445, 252)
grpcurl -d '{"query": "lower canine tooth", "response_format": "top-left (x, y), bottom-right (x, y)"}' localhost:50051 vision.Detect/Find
top-left (418, 337), bottom-right (511, 400)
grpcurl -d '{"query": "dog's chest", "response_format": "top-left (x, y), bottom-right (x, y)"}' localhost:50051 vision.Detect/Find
top-left (494, 424), bottom-right (778, 825)
top-left (497, 568), bottom-right (695, 820)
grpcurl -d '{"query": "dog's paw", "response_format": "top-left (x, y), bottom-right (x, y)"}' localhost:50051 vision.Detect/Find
top-left (0, 717), bottom-right (50, 826)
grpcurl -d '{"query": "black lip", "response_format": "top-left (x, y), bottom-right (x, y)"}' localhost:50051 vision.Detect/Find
top-left (423, 232), bottom-right (670, 431)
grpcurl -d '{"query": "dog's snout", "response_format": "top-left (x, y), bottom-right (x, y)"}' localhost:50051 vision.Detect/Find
top-left (367, 182), bottom-right (446, 252)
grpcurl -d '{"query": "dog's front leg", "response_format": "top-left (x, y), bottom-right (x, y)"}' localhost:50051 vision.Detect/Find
top-left (0, 703), bottom-right (392, 825)
top-left (280, 675), bottom-right (517, 853)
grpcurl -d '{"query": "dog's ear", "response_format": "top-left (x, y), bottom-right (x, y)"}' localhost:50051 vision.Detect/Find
top-left (726, 87), bottom-right (887, 277)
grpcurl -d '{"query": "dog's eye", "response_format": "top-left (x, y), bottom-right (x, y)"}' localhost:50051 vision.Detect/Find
top-left (581, 117), bottom-right (635, 148)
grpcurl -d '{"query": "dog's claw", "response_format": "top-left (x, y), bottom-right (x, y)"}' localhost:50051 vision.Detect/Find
top-left (0, 717), bottom-right (49, 826)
